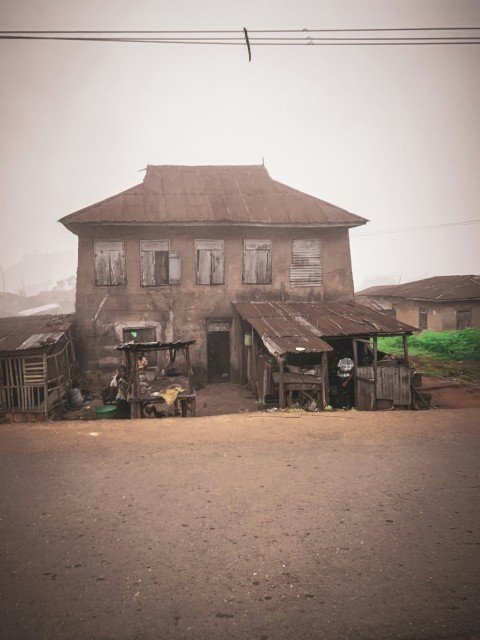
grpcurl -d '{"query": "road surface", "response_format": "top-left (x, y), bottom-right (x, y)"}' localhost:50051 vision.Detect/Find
top-left (1, 408), bottom-right (479, 639)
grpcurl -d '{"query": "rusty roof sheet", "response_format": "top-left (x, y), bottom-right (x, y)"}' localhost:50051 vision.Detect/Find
top-left (0, 315), bottom-right (74, 353)
top-left (60, 165), bottom-right (367, 229)
top-left (357, 275), bottom-right (480, 301)
top-left (234, 301), bottom-right (415, 339)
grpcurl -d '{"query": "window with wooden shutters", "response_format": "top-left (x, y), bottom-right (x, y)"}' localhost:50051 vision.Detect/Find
top-left (456, 309), bottom-right (472, 330)
top-left (195, 240), bottom-right (224, 285)
top-left (140, 240), bottom-right (181, 286)
top-left (290, 239), bottom-right (322, 287)
top-left (243, 240), bottom-right (272, 284)
top-left (419, 308), bottom-right (428, 330)
top-left (94, 241), bottom-right (126, 286)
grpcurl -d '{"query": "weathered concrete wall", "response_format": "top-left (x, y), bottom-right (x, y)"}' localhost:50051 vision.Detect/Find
top-left (74, 225), bottom-right (355, 381)
top-left (383, 299), bottom-right (480, 331)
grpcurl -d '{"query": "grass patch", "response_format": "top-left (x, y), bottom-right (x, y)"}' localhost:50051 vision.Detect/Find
top-left (378, 329), bottom-right (480, 361)
top-left (378, 329), bottom-right (480, 385)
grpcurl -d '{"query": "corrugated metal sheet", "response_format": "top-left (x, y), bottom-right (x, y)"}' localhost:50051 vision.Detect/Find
top-left (0, 315), bottom-right (73, 353)
top-left (17, 332), bottom-right (66, 350)
top-left (60, 165), bottom-right (368, 228)
top-left (234, 301), bottom-right (416, 337)
top-left (357, 275), bottom-right (480, 302)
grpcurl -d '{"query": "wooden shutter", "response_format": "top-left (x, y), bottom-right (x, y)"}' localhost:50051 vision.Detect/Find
top-left (169, 251), bottom-right (181, 284)
top-left (140, 241), bottom-right (170, 286)
top-left (243, 240), bottom-right (272, 284)
top-left (196, 240), bottom-right (224, 285)
top-left (95, 241), bottom-right (126, 286)
top-left (290, 239), bottom-right (322, 287)
top-left (456, 309), bottom-right (471, 330)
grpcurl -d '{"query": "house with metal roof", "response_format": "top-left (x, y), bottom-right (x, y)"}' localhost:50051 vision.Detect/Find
top-left (60, 164), bottom-right (370, 384)
top-left (0, 315), bottom-right (75, 421)
top-left (357, 275), bottom-right (480, 331)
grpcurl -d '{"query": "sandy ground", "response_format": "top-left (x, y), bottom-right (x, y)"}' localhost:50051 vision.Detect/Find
top-left (1, 407), bottom-right (479, 640)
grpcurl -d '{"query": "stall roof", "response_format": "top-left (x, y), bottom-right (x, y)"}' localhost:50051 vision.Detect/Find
top-left (116, 340), bottom-right (196, 352)
top-left (233, 301), bottom-right (415, 344)
top-left (0, 315), bottom-right (74, 353)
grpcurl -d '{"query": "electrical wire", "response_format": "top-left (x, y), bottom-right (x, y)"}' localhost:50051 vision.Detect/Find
top-left (1, 26), bottom-right (479, 47)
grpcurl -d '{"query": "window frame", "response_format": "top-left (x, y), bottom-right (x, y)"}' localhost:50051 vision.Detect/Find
top-left (242, 240), bottom-right (272, 284)
top-left (139, 240), bottom-right (181, 287)
top-left (290, 239), bottom-right (323, 288)
top-left (195, 240), bottom-right (225, 285)
top-left (94, 240), bottom-right (127, 286)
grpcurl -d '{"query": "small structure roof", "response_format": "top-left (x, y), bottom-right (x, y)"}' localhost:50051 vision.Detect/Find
top-left (0, 315), bottom-right (74, 353)
top-left (60, 165), bottom-right (367, 229)
top-left (116, 340), bottom-right (196, 352)
top-left (357, 275), bottom-right (480, 302)
top-left (234, 301), bottom-right (415, 346)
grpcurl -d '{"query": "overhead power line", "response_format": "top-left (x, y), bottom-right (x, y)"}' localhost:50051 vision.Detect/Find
top-left (1, 27), bottom-right (479, 47)
top-left (351, 219), bottom-right (480, 238)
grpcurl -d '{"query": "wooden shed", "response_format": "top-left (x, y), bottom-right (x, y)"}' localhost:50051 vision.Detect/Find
top-left (0, 315), bottom-right (75, 422)
top-left (234, 301), bottom-right (417, 411)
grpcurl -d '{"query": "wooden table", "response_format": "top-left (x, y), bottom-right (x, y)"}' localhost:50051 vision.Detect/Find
top-left (272, 372), bottom-right (325, 409)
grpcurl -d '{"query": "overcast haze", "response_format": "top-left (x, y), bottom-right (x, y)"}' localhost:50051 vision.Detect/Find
top-left (1, 0), bottom-right (479, 293)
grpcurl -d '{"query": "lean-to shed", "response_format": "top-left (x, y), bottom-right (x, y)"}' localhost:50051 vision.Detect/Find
top-left (234, 301), bottom-right (417, 411)
top-left (0, 315), bottom-right (75, 421)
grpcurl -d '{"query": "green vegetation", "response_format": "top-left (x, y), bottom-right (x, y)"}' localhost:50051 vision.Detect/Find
top-left (378, 329), bottom-right (480, 385)
top-left (378, 329), bottom-right (480, 361)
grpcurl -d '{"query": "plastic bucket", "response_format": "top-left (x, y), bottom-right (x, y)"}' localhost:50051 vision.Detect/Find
top-left (95, 405), bottom-right (117, 419)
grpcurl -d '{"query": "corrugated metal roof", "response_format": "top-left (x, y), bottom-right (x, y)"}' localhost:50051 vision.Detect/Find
top-left (357, 275), bottom-right (480, 301)
top-left (234, 301), bottom-right (415, 341)
top-left (60, 165), bottom-right (367, 229)
top-left (0, 315), bottom-right (74, 353)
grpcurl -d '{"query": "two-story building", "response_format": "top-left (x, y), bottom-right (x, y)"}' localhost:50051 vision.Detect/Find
top-left (60, 164), bottom-right (368, 383)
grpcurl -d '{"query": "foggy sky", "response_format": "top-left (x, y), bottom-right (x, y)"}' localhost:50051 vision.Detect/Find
top-left (1, 0), bottom-right (479, 291)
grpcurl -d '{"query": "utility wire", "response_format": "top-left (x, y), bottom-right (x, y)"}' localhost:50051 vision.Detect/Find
top-left (351, 220), bottom-right (480, 238)
top-left (1, 26), bottom-right (479, 47)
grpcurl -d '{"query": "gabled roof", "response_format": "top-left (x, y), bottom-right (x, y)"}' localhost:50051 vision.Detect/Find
top-left (357, 275), bottom-right (480, 302)
top-left (0, 315), bottom-right (74, 353)
top-left (233, 301), bottom-right (415, 348)
top-left (60, 165), bottom-right (367, 229)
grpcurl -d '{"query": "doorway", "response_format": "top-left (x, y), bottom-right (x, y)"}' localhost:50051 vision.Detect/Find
top-left (206, 321), bottom-right (231, 383)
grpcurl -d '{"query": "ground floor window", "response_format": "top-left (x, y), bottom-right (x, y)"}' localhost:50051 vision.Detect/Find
top-left (419, 307), bottom-right (428, 330)
top-left (456, 309), bottom-right (472, 330)
top-left (122, 327), bottom-right (158, 366)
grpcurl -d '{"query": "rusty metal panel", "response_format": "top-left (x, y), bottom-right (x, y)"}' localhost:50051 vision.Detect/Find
top-left (357, 275), bottom-right (480, 302)
top-left (0, 316), bottom-right (74, 354)
top-left (234, 301), bottom-right (416, 336)
top-left (60, 165), bottom-right (368, 228)
top-left (290, 239), bottom-right (323, 287)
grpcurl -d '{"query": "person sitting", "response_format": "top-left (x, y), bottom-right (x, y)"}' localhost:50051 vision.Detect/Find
top-left (101, 365), bottom-right (129, 405)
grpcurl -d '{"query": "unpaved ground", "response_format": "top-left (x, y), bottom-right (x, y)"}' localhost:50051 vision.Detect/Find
top-left (1, 408), bottom-right (479, 640)
top-left (67, 378), bottom-right (480, 423)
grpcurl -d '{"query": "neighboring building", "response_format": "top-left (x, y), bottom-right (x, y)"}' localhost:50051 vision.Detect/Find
top-left (356, 275), bottom-right (480, 331)
top-left (60, 164), bottom-right (368, 382)
top-left (0, 315), bottom-right (75, 421)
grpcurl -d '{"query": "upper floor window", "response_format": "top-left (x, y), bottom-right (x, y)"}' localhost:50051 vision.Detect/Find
top-left (419, 307), bottom-right (428, 330)
top-left (456, 309), bottom-right (472, 330)
top-left (94, 241), bottom-right (126, 286)
top-left (195, 240), bottom-right (224, 285)
top-left (290, 239), bottom-right (322, 287)
top-left (243, 240), bottom-right (272, 284)
top-left (140, 240), bottom-right (181, 286)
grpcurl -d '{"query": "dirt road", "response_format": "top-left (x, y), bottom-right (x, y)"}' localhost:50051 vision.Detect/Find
top-left (1, 409), bottom-right (479, 640)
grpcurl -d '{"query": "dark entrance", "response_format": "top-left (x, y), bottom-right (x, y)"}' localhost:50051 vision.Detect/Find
top-left (206, 320), bottom-right (231, 383)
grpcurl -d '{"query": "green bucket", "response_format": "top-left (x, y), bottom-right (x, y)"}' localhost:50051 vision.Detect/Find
top-left (95, 404), bottom-right (117, 419)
